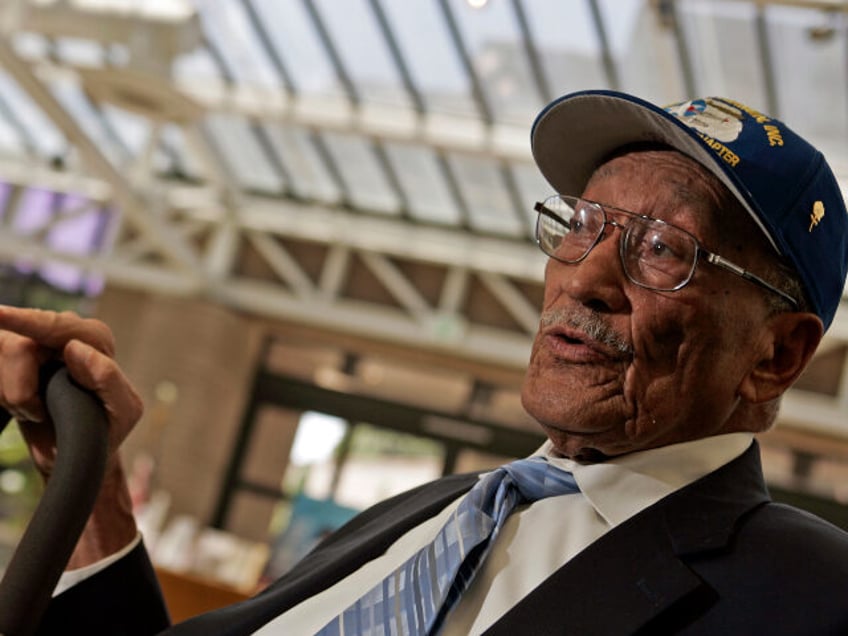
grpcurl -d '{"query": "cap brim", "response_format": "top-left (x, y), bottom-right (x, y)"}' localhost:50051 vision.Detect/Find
top-left (530, 90), bottom-right (777, 251)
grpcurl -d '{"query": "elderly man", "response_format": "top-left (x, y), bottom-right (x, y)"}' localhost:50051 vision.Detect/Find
top-left (2, 90), bottom-right (848, 635)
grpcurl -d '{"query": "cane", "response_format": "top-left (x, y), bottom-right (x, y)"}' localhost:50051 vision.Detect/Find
top-left (0, 366), bottom-right (109, 636)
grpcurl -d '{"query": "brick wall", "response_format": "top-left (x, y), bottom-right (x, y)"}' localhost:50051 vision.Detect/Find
top-left (93, 287), bottom-right (268, 534)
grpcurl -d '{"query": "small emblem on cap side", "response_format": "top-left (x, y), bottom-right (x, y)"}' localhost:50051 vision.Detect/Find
top-left (809, 201), bottom-right (825, 232)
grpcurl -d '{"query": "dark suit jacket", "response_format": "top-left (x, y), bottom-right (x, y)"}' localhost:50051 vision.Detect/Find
top-left (38, 442), bottom-right (848, 635)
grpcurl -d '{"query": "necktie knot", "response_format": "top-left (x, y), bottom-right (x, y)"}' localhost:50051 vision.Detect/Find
top-left (316, 457), bottom-right (579, 636)
top-left (497, 457), bottom-right (580, 503)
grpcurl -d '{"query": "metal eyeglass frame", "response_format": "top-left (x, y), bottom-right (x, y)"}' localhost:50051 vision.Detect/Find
top-left (534, 196), bottom-right (799, 309)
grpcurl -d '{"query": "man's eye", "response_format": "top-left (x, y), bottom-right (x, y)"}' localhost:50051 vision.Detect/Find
top-left (569, 209), bottom-right (595, 235)
top-left (649, 235), bottom-right (676, 258)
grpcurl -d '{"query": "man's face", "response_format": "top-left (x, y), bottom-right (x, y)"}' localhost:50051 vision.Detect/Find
top-left (521, 150), bottom-right (775, 460)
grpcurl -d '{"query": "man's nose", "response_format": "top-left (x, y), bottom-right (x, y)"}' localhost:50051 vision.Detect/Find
top-left (547, 227), bottom-right (628, 312)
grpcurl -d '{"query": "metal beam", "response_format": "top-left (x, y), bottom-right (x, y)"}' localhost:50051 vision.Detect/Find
top-left (301, 0), bottom-right (360, 105)
top-left (245, 231), bottom-right (315, 297)
top-left (368, 0), bottom-right (426, 113)
top-left (753, 2), bottom-right (780, 116)
top-left (0, 35), bottom-right (200, 271)
top-left (437, 0), bottom-right (494, 124)
top-left (510, 0), bottom-right (551, 103)
top-left (664, 0), bottom-right (698, 97)
top-left (587, 0), bottom-right (620, 90)
top-left (318, 244), bottom-right (352, 300)
top-left (478, 272), bottom-right (540, 335)
top-left (24, 60), bottom-right (530, 164)
top-left (358, 251), bottom-right (432, 317)
top-left (0, 231), bottom-right (201, 295)
top-left (232, 196), bottom-right (546, 281)
top-left (212, 279), bottom-right (533, 367)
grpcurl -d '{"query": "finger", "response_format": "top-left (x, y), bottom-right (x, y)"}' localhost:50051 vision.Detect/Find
top-left (63, 339), bottom-right (144, 450)
top-left (0, 306), bottom-right (115, 357)
top-left (0, 331), bottom-right (47, 422)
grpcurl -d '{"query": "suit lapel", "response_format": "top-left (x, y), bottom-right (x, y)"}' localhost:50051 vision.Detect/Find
top-left (165, 472), bottom-right (482, 635)
top-left (167, 442), bottom-right (770, 635)
top-left (484, 442), bottom-right (770, 635)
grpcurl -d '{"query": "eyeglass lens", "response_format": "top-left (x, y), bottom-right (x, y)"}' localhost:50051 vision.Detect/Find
top-left (536, 196), bottom-right (698, 292)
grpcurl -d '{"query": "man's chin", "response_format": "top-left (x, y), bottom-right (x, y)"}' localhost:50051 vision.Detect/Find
top-left (539, 422), bottom-right (620, 462)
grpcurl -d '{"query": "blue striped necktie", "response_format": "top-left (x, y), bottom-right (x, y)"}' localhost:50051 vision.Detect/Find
top-left (315, 456), bottom-right (580, 636)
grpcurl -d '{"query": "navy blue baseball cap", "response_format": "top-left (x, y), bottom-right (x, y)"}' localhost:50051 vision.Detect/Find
top-left (531, 89), bottom-right (848, 331)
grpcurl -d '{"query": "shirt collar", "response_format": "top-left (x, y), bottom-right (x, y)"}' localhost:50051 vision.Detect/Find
top-left (537, 433), bottom-right (754, 527)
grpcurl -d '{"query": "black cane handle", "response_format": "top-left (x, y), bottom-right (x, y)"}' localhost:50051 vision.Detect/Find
top-left (0, 366), bottom-right (109, 636)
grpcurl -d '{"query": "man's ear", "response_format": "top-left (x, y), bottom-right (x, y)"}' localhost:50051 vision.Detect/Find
top-left (738, 311), bottom-right (824, 404)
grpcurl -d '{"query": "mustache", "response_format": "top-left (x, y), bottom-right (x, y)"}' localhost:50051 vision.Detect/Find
top-left (540, 308), bottom-right (634, 356)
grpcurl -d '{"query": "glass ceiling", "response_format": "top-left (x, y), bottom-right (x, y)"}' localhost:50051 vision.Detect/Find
top-left (0, 0), bottom-right (844, 326)
top-left (1, 1), bottom-right (844, 234)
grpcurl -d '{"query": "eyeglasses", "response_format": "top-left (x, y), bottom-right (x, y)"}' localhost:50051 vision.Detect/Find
top-left (534, 195), bottom-right (798, 308)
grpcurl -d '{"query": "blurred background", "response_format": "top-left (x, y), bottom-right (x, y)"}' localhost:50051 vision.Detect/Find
top-left (0, 0), bottom-right (845, 620)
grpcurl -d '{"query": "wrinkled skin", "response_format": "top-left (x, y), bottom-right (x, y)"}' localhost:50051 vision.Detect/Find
top-left (0, 308), bottom-right (142, 567)
top-left (521, 150), bottom-right (822, 461)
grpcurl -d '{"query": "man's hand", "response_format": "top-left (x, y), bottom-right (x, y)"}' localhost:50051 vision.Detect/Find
top-left (0, 306), bottom-right (145, 568)
top-left (0, 306), bottom-right (143, 473)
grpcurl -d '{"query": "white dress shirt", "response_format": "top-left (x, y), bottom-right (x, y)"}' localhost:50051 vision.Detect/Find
top-left (257, 433), bottom-right (753, 635)
top-left (53, 530), bottom-right (141, 596)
